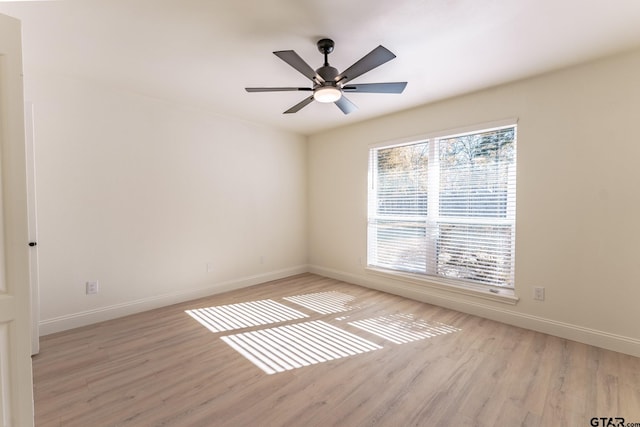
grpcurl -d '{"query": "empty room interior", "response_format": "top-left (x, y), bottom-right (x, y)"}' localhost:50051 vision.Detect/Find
top-left (1, 0), bottom-right (640, 426)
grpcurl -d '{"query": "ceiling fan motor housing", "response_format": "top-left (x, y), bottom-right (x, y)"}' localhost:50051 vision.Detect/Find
top-left (316, 65), bottom-right (339, 87)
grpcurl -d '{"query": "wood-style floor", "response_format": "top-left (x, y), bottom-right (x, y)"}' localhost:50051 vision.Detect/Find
top-left (33, 274), bottom-right (640, 426)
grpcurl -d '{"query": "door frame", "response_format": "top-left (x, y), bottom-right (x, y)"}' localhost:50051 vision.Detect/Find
top-left (25, 101), bottom-right (40, 355)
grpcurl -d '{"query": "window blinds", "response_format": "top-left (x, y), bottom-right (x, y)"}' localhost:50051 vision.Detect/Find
top-left (368, 126), bottom-right (516, 288)
top-left (369, 143), bottom-right (429, 272)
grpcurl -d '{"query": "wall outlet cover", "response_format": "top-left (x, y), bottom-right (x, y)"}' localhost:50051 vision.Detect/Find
top-left (86, 281), bottom-right (99, 295)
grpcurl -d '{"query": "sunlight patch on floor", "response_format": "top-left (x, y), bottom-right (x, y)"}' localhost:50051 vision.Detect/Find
top-left (185, 299), bottom-right (308, 333)
top-left (220, 320), bottom-right (382, 375)
top-left (283, 291), bottom-right (358, 314)
top-left (348, 313), bottom-right (461, 344)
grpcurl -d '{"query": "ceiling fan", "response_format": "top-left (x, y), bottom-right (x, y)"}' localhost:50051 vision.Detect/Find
top-left (245, 38), bottom-right (407, 115)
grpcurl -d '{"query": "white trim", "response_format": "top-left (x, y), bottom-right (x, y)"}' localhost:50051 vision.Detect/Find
top-left (39, 263), bottom-right (640, 358)
top-left (39, 265), bottom-right (308, 336)
top-left (365, 267), bottom-right (519, 304)
top-left (25, 101), bottom-right (40, 356)
top-left (308, 264), bottom-right (640, 358)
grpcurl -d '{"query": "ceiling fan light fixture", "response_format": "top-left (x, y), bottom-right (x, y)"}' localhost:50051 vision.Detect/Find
top-left (314, 86), bottom-right (342, 103)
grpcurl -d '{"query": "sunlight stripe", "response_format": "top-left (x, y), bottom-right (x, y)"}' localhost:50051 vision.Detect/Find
top-left (349, 314), bottom-right (461, 344)
top-left (283, 291), bottom-right (358, 314)
top-left (185, 299), bottom-right (308, 333)
top-left (221, 320), bottom-right (382, 375)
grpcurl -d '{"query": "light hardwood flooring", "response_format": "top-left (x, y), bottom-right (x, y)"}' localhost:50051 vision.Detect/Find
top-left (33, 273), bottom-right (640, 426)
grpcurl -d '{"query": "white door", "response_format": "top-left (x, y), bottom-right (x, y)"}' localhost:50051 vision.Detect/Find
top-left (0, 12), bottom-right (35, 427)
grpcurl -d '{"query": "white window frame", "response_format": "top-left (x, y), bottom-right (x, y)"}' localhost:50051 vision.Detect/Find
top-left (366, 119), bottom-right (519, 304)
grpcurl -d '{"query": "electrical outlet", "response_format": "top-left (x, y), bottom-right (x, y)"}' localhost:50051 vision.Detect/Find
top-left (533, 287), bottom-right (545, 301)
top-left (206, 262), bottom-right (214, 273)
top-left (86, 281), bottom-right (99, 295)
top-left (260, 256), bottom-right (265, 264)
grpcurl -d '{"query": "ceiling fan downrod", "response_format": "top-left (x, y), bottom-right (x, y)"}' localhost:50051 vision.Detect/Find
top-left (317, 38), bottom-right (334, 67)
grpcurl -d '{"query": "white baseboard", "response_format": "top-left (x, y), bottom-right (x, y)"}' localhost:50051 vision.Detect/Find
top-left (40, 264), bottom-right (640, 358)
top-left (39, 265), bottom-right (309, 336)
top-left (308, 265), bottom-right (640, 358)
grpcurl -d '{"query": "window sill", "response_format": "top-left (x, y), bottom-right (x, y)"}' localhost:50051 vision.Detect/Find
top-left (365, 267), bottom-right (519, 305)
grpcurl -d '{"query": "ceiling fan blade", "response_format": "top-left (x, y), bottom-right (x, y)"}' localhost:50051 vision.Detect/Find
top-left (342, 82), bottom-right (407, 94)
top-left (245, 87), bottom-right (312, 92)
top-left (335, 45), bottom-right (396, 84)
top-left (283, 95), bottom-right (315, 114)
top-left (274, 50), bottom-right (324, 83)
top-left (334, 95), bottom-right (358, 115)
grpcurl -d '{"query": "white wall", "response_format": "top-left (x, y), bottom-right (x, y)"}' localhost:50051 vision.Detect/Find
top-left (27, 48), bottom-right (640, 356)
top-left (308, 48), bottom-right (640, 356)
top-left (27, 70), bottom-right (308, 334)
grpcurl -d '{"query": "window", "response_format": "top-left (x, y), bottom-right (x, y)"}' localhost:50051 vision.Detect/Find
top-left (367, 123), bottom-right (516, 290)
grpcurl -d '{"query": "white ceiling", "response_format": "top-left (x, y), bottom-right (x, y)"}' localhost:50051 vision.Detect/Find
top-left (2, 0), bottom-right (640, 135)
